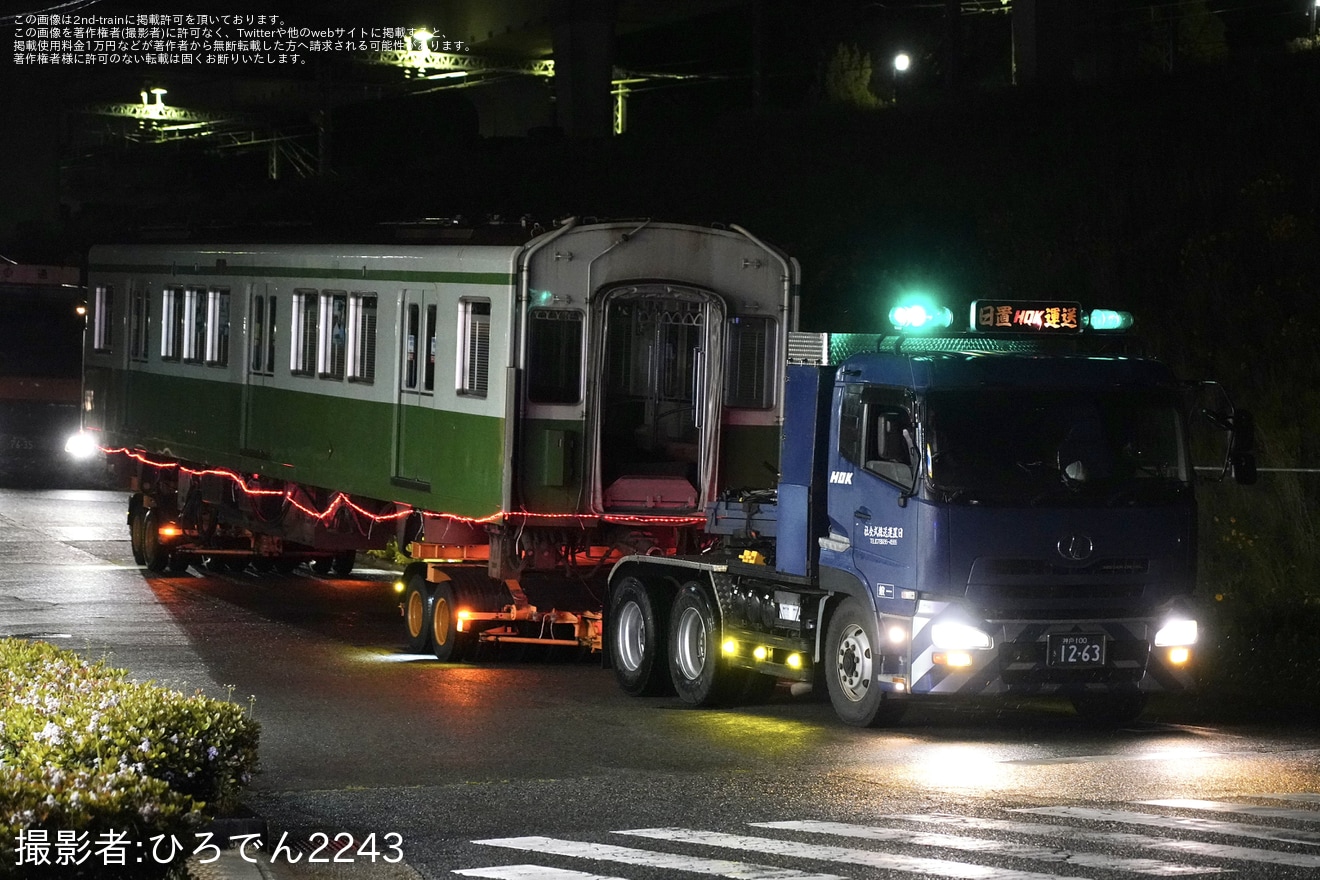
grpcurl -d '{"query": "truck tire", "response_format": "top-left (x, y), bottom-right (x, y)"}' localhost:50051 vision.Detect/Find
top-left (825, 597), bottom-right (906, 727)
top-left (430, 580), bottom-right (471, 662)
top-left (128, 498), bottom-right (147, 565)
top-left (403, 572), bottom-right (432, 653)
top-left (669, 581), bottom-right (737, 706)
top-left (609, 575), bottom-right (672, 696)
top-left (142, 510), bottom-right (170, 572)
top-left (1071, 691), bottom-right (1148, 726)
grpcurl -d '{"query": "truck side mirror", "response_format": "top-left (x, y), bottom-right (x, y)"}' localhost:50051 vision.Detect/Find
top-left (1231, 453), bottom-right (1257, 486)
top-left (1228, 410), bottom-right (1256, 485)
top-left (1229, 409), bottom-right (1255, 455)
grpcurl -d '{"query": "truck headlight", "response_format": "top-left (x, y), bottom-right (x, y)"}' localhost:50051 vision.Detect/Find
top-left (931, 621), bottom-right (993, 651)
top-left (64, 431), bottom-right (99, 460)
top-left (1154, 618), bottom-right (1198, 647)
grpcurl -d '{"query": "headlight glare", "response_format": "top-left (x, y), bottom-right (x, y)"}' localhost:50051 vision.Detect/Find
top-left (930, 621), bottom-right (992, 651)
top-left (1154, 618), bottom-right (1198, 647)
top-left (64, 431), bottom-right (99, 460)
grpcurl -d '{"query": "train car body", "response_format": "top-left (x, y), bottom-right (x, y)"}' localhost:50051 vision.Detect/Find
top-left (82, 220), bottom-right (799, 653)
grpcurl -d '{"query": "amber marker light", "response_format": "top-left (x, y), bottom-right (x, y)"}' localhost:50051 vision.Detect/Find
top-left (1168, 647), bottom-right (1191, 666)
top-left (157, 524), bottom-right (183, 538)
top-left (393, 581), bottom-right (406, 594)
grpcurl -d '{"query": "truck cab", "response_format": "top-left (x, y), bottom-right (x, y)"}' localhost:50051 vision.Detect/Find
top-left (608, 297), bottom-right (1255, 727)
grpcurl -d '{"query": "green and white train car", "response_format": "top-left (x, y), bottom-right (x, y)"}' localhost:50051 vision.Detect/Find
top-left (82, 219), bottom-right (799, 656)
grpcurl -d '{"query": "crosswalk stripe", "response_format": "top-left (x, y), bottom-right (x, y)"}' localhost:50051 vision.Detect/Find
top-left (1016, 806), bottom-right (1320, 847)
top-left (907, 813), bottom-right (1320, 869)
top-left (456, 866), bottom-right (629, 880)
top-left (753, 819), bottom-right (1222, 876)
top-left (1141, 798), bottom-right (1320, 823)
top-left (473, 837), bottom-right (847, 880)
top-left (618, 827), bottom-right (1076, 880)
top-left (1261, 793), bottom-right (1320, 805)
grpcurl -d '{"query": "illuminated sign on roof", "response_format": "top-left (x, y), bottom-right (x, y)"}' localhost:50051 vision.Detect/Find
top-left (972, 300), bottom-right (1082, 334)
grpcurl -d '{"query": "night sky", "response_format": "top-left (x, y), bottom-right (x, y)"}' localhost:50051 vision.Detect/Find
top-left (3, 0), bottom-right (1318, 361)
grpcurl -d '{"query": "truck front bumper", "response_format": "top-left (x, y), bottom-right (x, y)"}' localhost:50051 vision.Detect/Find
top-left (902, 600), bottom-right (1197, 697)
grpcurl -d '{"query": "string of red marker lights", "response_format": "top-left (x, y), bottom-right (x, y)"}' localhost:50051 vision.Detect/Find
top-left (102, 447), bottom-right (707, 528)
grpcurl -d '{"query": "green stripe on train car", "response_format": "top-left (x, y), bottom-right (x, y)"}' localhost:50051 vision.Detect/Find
top-left (87, 264), bottom-right (514, 286)
top-left (107, 371), bottom-right (505, 519)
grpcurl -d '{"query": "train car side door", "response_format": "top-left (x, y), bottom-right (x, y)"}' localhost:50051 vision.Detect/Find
top-left (241, 282), bottom-right (278, 457)
top-left (393, 287), bottom-right (438, 488)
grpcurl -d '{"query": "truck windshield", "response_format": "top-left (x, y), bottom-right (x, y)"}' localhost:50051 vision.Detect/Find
top-left (924, 387), bottom-right (1190, 506)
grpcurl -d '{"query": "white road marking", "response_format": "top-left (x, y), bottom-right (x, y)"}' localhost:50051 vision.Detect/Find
top-left (474, 837), bottom-right (845, 880)
top-left (910, 812), bottom-right (1320, 869)
top-left (755, 819), bottom-right (1221, 876)
top-left (456, 866), bottom-right (629, 880)
top-left (618, 827), bottom-right (1076, 880)
top-left (1017, 806), bottom-right (1320, 847)
top-left (1141, 798), bottom-right (1320, 823)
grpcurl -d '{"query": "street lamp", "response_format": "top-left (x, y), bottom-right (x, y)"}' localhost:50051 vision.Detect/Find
top-left (893, 53), bottom-right (911, 104)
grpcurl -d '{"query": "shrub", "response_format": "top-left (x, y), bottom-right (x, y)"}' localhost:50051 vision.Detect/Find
top-left (0, 639), bottom-right (260, 879)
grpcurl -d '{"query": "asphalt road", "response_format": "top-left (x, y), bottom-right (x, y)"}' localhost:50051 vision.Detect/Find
top-left (4, 486), bottom-right (1320, 880)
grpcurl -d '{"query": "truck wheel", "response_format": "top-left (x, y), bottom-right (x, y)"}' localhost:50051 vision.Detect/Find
top-left (142, 510), bottom-right (170, 572)
top-left (668, 581), bottom-right (735, 706)
top-left (609, 575), bottom-right (672, 696)
top-left (128, 503), bottom-right (147, 565)
top-left (403, 573), bottom-right (432, 653)
top-left (825, 597), bottom-right (906, 727)
top-left (1071, 692), bottom-right (1148, 726)
top-left (430, 580), bottom-right (471, 662)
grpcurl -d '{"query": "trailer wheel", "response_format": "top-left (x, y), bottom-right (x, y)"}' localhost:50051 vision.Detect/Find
top-left (429, 580), bottom-right (470, 662)
top-left (128, 503), bottom-right (147, 566)
top-left (142, 510), bottom-right (170, 572)
top-left (333, 551), bottom-right (356, 576)
top-left (1071, 692), bottom-right (1148, 726)
top-left (609, 575), bottom-right (672, 696)
top-left (825, 597), bottom-right (906, 727)
top-left (402, 573), bottom-right (432, 653)
top-left (668, 581), bottom-right (736, 706)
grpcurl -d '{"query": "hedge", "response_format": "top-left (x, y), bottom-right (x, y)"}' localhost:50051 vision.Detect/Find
top-left (0, 639), bottom-right (260, 879)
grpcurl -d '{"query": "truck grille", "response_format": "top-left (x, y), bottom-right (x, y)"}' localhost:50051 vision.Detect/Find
top-left (981, 557), bottom-right (1149, 577)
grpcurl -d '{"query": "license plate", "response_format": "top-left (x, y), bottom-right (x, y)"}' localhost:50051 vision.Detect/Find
top-left (1047, 633), bottom-right (1106, 668)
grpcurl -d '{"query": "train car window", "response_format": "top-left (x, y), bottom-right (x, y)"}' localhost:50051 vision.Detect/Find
top-left (318, 291), bottom-right (347, 380)
top-left (459, 300), bottom-right (490, 398)
top-left (527, 309), bottom-right (583, 404)
top-left (725, 316), bottom-right (775, 409)
top-left (424, 304), bottom-right (437, 392)
top-left (92, 285), bottom-right (114, 352)
top-left (250, 294), bottom-right (268, 373)
top-left (403, 303), bottom-right (420, 390)
top-left (348, 293), bottom-right (377, 383)
top-left (129, 284), bottom-right (150, 362)
top-left (161, 288), bottom-right (182, 360)
top-left (291, 289), bottom-right (319, 376)
top-left (182, 288), bottom-right (207, 363)
top-left (205, 288), bottom-right (230, 366)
